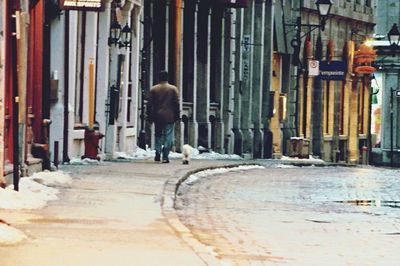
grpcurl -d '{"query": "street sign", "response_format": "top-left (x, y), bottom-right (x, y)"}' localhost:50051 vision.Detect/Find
top-left (319, 61), bottom-right (347, 80)
top-left (60, 0), bottom-right (105, 11)
top-left (396, 90), bottom-right (400, 97)
top-left (242, 35), bottom-right (251, 53)
top-left (308, 60), bottom-right (319, 76)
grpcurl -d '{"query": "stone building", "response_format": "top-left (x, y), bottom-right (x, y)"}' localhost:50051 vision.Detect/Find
top-left (371, 0), bottom-right (400, 166)
top-left (283, 0), bottom-right (375, 164)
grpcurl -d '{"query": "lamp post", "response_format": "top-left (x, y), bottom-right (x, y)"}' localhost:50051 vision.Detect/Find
top-left (285, 0), bottom-right (333, 137)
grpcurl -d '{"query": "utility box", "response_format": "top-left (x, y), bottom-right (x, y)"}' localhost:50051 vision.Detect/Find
top-left (289, 137), bottom-right (310, 159)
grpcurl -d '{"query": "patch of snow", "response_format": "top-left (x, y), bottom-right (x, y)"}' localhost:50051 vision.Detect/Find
top-left (114, 146), bottom-right (243, 161)
top-left (281, 155), bottom-right (325, 163)
top-left (276, 164), bottom-right (297, 168)
top-left (184, 165), bottom-right (264, 186)
top-left (115, 147), bottom-right (154, 160)
top-left (0, 224), bottom-right (27, 245)
top-left (69, 157), bottom-right (101, 165)
top-left (30, 170), bottom-right (72, 187)
top-left (0, 171), bottom-right (72, 210)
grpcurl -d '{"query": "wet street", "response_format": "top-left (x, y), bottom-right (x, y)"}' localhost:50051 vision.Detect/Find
top-left (175, 165), bottom-right (400, 265)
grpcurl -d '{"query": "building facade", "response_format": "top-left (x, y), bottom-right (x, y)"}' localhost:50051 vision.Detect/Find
top-left (48, 0), bottom-right (142, 163)
top-left (372, 0), bottom-right (400, 166)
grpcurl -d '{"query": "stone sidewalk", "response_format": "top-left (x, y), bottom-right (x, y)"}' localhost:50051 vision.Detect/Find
top-left (0, 158), bottom-right (251, 266)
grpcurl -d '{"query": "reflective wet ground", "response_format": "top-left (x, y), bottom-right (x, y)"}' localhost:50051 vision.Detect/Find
top-left (175, 165), bottom-right (400, 265)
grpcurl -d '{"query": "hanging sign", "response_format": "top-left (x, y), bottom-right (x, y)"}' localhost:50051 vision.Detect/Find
top-left (221, 0), bottom-right (249, 8)
top-left (60, 0), bottom-right (105, 11)
top-left (308, 60), bottom-right (319, 76)
top-left (319, 61), bottom-right (347, 80)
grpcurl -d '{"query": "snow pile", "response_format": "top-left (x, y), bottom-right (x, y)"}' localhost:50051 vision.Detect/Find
top-left (0, 171), bottom-right (72, 210)
top-left (115, 147), bottom-right (154, 160)
top-left (0, 170), bottom-right (72, 245)
top-left (115, 146), bottom-right (243, 161)
top-left (281, 155), bottom-right (325, 163)
top-left (69, 157), bottom-right (101, 165)
top-left (0, 224), bottom-right (27, 245)
top-left (185, 165), bottom-right (264, 186)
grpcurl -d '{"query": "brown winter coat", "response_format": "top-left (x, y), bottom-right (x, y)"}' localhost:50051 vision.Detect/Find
top-left (146, 81), bottom-right (180, 125)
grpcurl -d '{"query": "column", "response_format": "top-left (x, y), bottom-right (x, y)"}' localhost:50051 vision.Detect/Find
top-left (251, 0), bottom-right (264, 158)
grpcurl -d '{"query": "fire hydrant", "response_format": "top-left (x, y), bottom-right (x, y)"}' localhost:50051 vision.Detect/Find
top-left (82, 128), bottom-right (104, 160)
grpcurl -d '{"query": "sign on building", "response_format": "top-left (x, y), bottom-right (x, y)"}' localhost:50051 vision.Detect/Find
top-left (319, 61), bottom-right (346, 80)
top-left (308, 60), bottom-right (319, 77)
top-left (242, 35), bottom-right (250, 53)
top-left (60, 0), bottom-right (105, 11)
top-left (221, 0), bottom-right (249, 8)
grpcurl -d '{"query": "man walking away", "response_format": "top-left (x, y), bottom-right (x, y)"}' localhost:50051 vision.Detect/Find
top-left (146, 70), bottom-right (180, 163)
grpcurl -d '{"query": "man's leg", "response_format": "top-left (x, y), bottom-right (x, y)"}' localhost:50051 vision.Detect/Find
top-left (162, 123), bottom-right (174, 162)
top-left (154, 124), bottom-right (163, 161)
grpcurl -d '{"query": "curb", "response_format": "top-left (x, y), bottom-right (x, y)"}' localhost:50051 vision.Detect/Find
top-left (160, 163), bottom-right (255, 266)
top-left (159, 160), bottom-right (359, 265)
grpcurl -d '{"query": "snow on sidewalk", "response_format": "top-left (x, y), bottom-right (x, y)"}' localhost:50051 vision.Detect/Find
top-left (0, 171), bottom-right (72, 245)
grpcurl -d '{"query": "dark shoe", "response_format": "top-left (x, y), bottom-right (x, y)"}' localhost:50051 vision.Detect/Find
top-left (162, 159), bottom-right (170, 163)
top-left (155, 152), bottom-right (161, 162)
top-left (182, 160), bottom-right (189, 165)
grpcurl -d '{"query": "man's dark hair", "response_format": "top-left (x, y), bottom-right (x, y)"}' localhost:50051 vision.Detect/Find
top-left (159, 70), bottom-right (168, 82)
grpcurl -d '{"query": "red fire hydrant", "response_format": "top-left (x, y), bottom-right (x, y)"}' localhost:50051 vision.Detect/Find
top-left (82, 128), bottom-right (104, 160)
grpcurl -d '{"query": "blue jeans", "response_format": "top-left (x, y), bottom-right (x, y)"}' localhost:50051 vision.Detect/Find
top-left (155, 123), bottom-right (174, 160)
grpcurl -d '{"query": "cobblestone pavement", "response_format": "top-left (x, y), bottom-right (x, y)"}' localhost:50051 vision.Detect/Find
top-left (175, 165), bottom-right (400, 265)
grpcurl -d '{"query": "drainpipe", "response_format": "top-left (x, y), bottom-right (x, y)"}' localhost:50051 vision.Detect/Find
top-left (63, 11), bottom-right (70, 163)
top-left (11, 10), bottom-right (19, 191)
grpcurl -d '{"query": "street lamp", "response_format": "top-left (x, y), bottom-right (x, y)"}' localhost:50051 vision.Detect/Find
top-left (120, 23), bottom-right (132, 48)
top-left (315, 0), bottom-right (333, 31)
top-left (108, 1), bottom-right (132, 48)
top-left (108, 20), bottom-right (121, 46)
top-left (387, 23), bottom-right (400, 48)
top-left (285, 0), bottom-right (333, 136)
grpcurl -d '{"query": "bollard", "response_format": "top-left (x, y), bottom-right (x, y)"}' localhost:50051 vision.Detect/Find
top-left (54, 141), bottom-right (59, 169)
top-left (361, 146), bottom-right (368, 165)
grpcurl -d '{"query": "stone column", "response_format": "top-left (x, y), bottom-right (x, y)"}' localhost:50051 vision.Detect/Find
top-left (240, 0), bottom-right (254, 158)
top-left (348, 76), bottom-right (360, 164)
top-left (232, 8), bottom-right (243, 155)
top-left (311, 35), bottom-right (324, 158)
top-left (251, 0), bottom-right (265, 158)
top-left (117, 1), bottom-right (134, 153)
top-left (195, 1), bottom-right (211, 149)
top-left (261, 0), bottom-right (274, 158)
top-left (222, 9), bottom-right (236, 154)
top-left (105, 2), bottom-right (120, 159)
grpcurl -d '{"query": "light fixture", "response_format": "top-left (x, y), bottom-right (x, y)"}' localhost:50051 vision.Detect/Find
top-left (387, 23), bottom-right (400, 47)
top-left (120, 23), bottom-right (132, 48)
top-left (108, 19), bottom-right (121, 46)
top-left (316, 0), bottom-right (333, 31)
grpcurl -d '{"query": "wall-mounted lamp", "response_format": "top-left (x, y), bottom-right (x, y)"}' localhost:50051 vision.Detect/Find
top-left (108, 0), bottom-right (132, 48)
top-left (285, 0), bottom-right (333, 66)
top-left (387, 23), bottom-right (400, 48)
top-left (120, 23), bottom-right (132, 48)
top-left (108, 20), bottom-right (132, 48)
top-left (108, 20), bottom-right (121, 46)
top-left (316, 0), bottom-right (333, 31)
